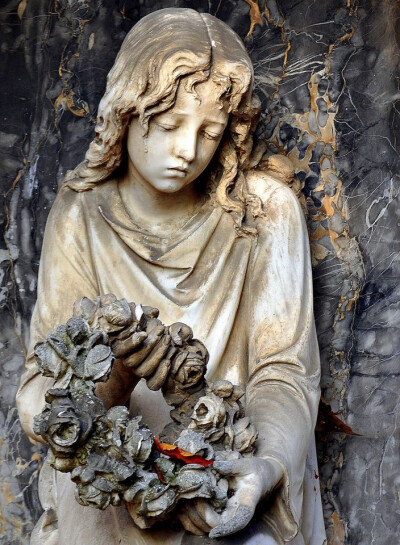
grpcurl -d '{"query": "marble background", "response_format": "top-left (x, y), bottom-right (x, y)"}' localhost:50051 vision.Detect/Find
top-left (1, 0), bottom-right (399, 543)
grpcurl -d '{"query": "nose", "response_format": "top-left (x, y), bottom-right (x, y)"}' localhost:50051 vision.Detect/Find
top-left (174, 129), bottom-right (197, 164)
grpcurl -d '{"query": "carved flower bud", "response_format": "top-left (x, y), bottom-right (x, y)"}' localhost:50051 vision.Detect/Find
top-left (99, 293), bottom-right (117, 306)
top-left (51, 455), bottom-right (77, 472)
top-left (75, 483), bottom-right (111, 510)
top-left (176, 465), bottom-right (217, 501)
top-left (73, 297), bottom-right (98, 323)
top-left (209, 379), bottom-right (234, 398)
top-left (175, 467), bottom-right (204, 495)
top-left (232, 417), bottom-right (258, 454)
top-left (175, 429), bottom-right (214, 460)
top-left (230, 385), bottom-right (245, 402)
top-left (102, 298), bottom-right (132, 327)
top-left (168, 322), bottom-right (193, 346)
top-left (190, 393), bottom-right (226, 431)
top-left (34, 341), bottom-right (64, 378)
top-left (106, 406), bottom-right (129, 447)
top-left (124, 418), bottom-right (154, 464)
top-left (71, 466), bottom-right (96, 484)
top-left (144, 483), bottom-right (176, 518)
top-left (142, 306), bottom-right (160, 319)
top-left (66, 317), bottom-right (90, 344)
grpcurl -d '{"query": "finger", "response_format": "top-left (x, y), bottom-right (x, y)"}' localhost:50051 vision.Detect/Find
top-left (168, 322), bottom-right (193, 346)
top-left (195, 499), bottom-right (222, 529)
top-left (135, 334), bottom-right (171, 378)
top-left (145, 317), bottom-right (163, 332)
top-left (142, 306), bottom-right (159, 319)
top-left (146, 358), bottom-right (171, 390)
top-left (213, 460), bottom-right (234, 476)
top-left (112, 331), bottom-right (147, 358)
top-left (178, 500), bottom-right (220, 535)
top-left (177, 511), bottom-right (206, 536)
top-left (123, 326), bottom-right (165, 368)
top-left (213, 458), bottom-right (251, 476)
top-left (209, 505), bottom-right (253, 538)
top-left (114, 322), bottom-right (138, 341)
top-left (182, 505), bottom-right (212, 534)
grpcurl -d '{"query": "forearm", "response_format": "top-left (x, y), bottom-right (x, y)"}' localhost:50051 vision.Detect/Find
top-left (246, 376), bottom-right (318, 467)
top-left (245, 372), bottom-right (320, 538)
top-left (95, 359), bottom-right (139, 409)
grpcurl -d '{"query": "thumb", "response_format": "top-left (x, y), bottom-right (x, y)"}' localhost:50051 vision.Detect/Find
top-left (213, 460), bottom-right (234, 475)
top-left (209, 505), bottom-right (254, 538)
top-left (213, 458), bottom-right (250, 476)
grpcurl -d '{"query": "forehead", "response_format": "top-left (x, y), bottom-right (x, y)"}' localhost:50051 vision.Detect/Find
top-left (158, 79), bottom-right (229, 125)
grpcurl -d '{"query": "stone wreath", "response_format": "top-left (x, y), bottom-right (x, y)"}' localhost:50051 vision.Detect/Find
top-left (33, 294), bottom-right (258, 529)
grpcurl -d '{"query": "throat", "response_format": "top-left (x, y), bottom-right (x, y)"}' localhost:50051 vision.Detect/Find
top-left (118, 175), bottom-right (204, 236)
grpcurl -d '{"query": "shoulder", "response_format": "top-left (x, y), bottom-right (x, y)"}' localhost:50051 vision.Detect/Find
top-left (245, 170), bottom-right (310, 256)
top-left (50, 180), bottom-right (117, 219)
top-left (245, 169), bottom-right (304, 220)
top-left (46, 180), bottom-right (118, 238)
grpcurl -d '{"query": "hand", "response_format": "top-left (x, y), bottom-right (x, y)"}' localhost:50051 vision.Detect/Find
top-left (209, 457), bottom-right (284, 538)
top-left (96, 324), bottom-right (171, 408)
top-left (178, 457), bottom-right (283, 538)
top-left (120, 325), bottom-right (171, 383)
top-left (178, 498), bottom-right (223, 536)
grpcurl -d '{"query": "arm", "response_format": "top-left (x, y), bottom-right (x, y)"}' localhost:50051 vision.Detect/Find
top-left (17, 186), bottom-right (172, 442)
top-left (17, 187), bottom-right (99, 441)
top-left (180, 173), bottom-right (320, 539)
top-left (244, 172), bottom-right (320, 540)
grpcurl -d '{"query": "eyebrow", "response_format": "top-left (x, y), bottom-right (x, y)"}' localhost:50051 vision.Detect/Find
top-left (158, 111), bottom-right (228, 126)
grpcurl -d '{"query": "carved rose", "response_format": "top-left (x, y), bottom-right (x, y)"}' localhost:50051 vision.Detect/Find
top-left (190, 393), bottom-right (226, 431)
top-left (173, 340), bottom-right (208, 390)
top-left (175, 358), bottom-right (205, 389)
top-left (34, 326), bottom-right (70, 379)
top-left (34, 389), bottom-right (92, 455)
top-left (232, 417), bottom-right (258, 454)
top-left (73, 296), bottom-right (97, 323)
top-left (102, 298), bottom-right (132, 327)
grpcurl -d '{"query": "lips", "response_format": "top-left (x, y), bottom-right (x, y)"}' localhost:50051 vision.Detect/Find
top-left (166, 166), bottom-right (189, 177)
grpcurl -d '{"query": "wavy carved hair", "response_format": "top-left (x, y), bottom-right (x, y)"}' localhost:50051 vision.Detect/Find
top-left (64, 8), bottom-right (261, 234)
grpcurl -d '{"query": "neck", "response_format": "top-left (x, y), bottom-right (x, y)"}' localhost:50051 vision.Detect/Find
top-left (119, 166), bottom-right (202, 232)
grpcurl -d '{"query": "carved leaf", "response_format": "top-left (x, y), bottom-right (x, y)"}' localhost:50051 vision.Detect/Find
top-left (84, 345), bottom-right (113, 381)
top-left (34, 342), bottom-right (65, 378)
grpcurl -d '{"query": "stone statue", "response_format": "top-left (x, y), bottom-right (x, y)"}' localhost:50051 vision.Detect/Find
top-left (17, 8), bottom-right (327, 545)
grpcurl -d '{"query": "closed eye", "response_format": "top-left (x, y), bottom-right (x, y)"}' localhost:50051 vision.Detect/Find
top-left (201, 130), bottom-right (222, 141)
top-left (154, 122), bottom-right (178, 131)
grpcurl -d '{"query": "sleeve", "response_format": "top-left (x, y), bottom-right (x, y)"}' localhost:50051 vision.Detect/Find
top-left (246, 175), bottom-right (321, 541)
top-left (16, 187), bottom-right (99, 441)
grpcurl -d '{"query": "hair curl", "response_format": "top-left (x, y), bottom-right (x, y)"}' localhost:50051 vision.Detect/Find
top-left (64, 8), bottom-right (262, 235)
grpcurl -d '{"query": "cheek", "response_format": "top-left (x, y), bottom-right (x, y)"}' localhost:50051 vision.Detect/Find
top-left (145, 132), bottom-right (173, 162)
top-left (197, 139), bottom-right (222, 167)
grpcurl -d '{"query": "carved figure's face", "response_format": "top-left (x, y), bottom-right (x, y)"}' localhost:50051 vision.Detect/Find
top-left (126, 79), bottom-right (230, 194)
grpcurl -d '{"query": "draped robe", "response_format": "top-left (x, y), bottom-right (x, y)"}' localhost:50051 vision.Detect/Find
top-left (17, 172), bottom-right (326, 545)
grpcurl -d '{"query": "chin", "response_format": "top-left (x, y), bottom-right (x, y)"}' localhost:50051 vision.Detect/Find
top-left (152, 180), bottom-right (191, 194)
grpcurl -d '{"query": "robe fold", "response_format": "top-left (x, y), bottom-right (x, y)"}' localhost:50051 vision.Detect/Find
top-left (17, 172), bottom-right (326, 545)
